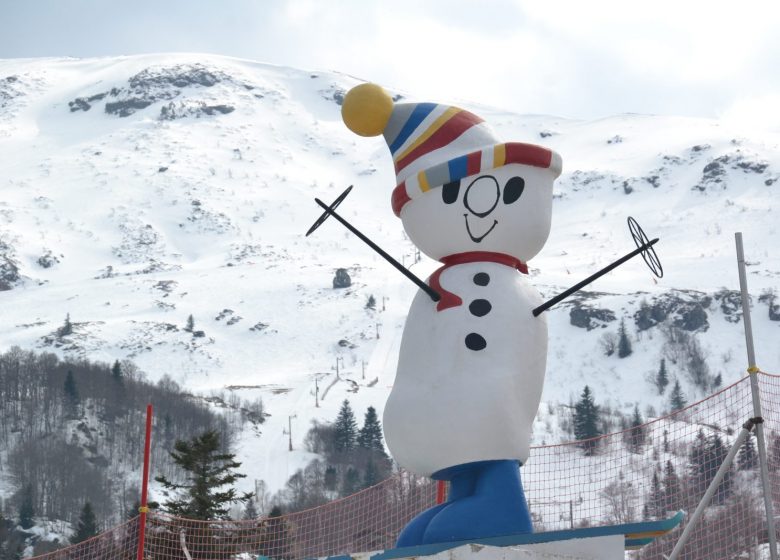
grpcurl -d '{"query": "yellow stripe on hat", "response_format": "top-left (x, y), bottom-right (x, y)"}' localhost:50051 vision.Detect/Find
top-left (493, 144), bottom-right (506, 168)
top-left (418, 171), bottom-right (431, 192)
top-left (394, 107), bottom-right (461, 164)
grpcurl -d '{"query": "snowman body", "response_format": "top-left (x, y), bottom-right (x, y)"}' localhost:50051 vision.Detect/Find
top-left (382, 162), bottom-right (558, 478)
top-left (384, 261), bottom-right (546, 476)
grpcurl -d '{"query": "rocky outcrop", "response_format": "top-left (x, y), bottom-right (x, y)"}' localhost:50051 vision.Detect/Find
top-left (634, 290), bottom-right (711, 332)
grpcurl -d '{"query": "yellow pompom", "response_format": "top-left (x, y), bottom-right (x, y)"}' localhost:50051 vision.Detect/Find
top-left (342, 83), bottom-right (394, 137)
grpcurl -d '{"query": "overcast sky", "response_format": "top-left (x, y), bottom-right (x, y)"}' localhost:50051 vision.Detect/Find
top-left (2, 0), bottom-right (780, 127)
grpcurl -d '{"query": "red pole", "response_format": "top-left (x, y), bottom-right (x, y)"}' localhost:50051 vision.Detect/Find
top-left (137, 404), bottom-right (153, 560)
top-left (436, 480), bottom-right (446, 504)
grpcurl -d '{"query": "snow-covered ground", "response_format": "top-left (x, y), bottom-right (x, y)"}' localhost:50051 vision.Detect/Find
top-left (1, 53), bottom-right (779, 502)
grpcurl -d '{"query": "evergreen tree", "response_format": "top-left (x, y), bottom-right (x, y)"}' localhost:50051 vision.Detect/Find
top-left (656, 358), bottom-right (669, 395)
top-left (617, 318), bottom-right (633, 358)
top-left (111, 360), bottom-right (122, 382)
top-left (184, 314), bottom-right (195, 333)
top-left (662, 460), bottom-right (681, 512)
top-left (18, 484), bottom-right (34, 530)
top-left (333, 400), bottom-right (358, 454)
top-left (627, 405), bottom-right (646, 454)
top-left (342, 467), bottom-right (360, 496)
top-left (59, 313), bottom-right (73, 337)
top-left (154, 430), bottom-right (253, 520)
top-left (357, 406), bottom-right (386, 456)
top-left (573, 386), bottom-right (601, 455)
top-left (669, 379), bottom-right (687, 412)
top-left (365, 294), bottom-right (376, 310)
top-left (688, 430), bottom-right (733, 504)
top-left (63, 370), bottom-right (79, 418)
top-left (707, 433), bottom-right (733, 504)
top-left (646, 469), bottom-right (664, 519)
top-left (243, 499), bottom-right (258, 520)
top-left (72, 501), bottom-right (98, 544)
top-left (324, 466), bottom-right (337, 492)
top-left (362, 459), bottom-right (379, 489)
top-left (738, 431), bottom-right (758, 471)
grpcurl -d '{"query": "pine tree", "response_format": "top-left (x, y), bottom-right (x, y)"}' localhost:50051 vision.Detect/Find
top-left (617, 318), bottom-right (633, 358)
top-left (365, 294), bottom-right (376, 310)
top-left (333, 400), bottom-right (358, 454)
top-left (111, 360), bottom-right (122, 382)
top-left (646, 469), bottom-right (664, 518)
top-left (669, 379), bottom-right (687, 412)
top-left (662, 460), bottom-right (681, 512)
top-left (362, 459), bottom-right (379, 489)
top-left (738, 431), bottom-right (758, 471)
top-left (59, 313), bottom-right (73, 337)
top-left (707, 433), bottom-right (733, 504)
top-left (573, 386), bottom-right (601, 455)
top-left (342, 467), bottom-right (360, 496)
top-left (18, 484), bottom-right (34, 530)
top-left (688, 430), bottom-right (708, 494)
top-left (324, 465), bottom-right (337, 492)
top-left (72, 501), bottom-right (98, 544)
top-left (154, 430), bottom-right (253, 520)
top-left (627, 405), bottom-right (646, 454)
top-left (63, 370), bottom-right (79, 418)
top-left (243, 499), bottom-right (258, 520)
top-left (656, 358), bottom-right (669, 394)
top-left (357, 406), bottom-right (386, 456)
top-left (184, 314), bottom-right (195, 333)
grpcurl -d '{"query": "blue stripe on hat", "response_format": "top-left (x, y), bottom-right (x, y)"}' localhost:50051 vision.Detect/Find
top-left (447, 155), bottom-right (468, 183)
top-left (388, 103), bottom-right (438, 155)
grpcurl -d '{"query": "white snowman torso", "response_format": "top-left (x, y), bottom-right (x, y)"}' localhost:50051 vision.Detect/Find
top-left (383, 261), bottom-right (548, 477)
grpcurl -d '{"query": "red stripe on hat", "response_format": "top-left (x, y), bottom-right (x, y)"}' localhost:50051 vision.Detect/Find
top-left (504, 142), bottom-right (552, 169)
top-left (391, 182), bottom-right (411, 217)
top-left (467, 150), bottom-right (481, 176)
top-left (395, 111), bottom-right (484, 174)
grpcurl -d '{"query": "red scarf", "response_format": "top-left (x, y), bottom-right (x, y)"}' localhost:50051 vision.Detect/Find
top-left (429, 251), bottom-right (529, 312)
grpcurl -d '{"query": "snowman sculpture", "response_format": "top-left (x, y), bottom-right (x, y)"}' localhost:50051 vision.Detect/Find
top-left (339, 83), bottom-right (562, 547)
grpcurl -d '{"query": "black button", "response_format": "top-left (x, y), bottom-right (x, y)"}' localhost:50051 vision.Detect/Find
top-left (465, 333), bottom-right (487, 351)
top-left (469, 299), bottom-right (492, 317)
top-left (473, 273), bottom-right (490, 286)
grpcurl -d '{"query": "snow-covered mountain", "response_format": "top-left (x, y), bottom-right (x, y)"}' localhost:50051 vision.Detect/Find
top-left (1, 53), bottom-right (779, 497)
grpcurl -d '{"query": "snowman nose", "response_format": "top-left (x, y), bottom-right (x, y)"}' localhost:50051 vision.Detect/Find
top-left (464, 176), bottom-right (500, 218)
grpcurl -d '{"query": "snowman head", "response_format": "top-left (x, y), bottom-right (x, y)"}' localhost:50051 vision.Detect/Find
top-left (342, 84), bottom-right (562, 263)
top-left (399, 163), bottom-right (557, 261)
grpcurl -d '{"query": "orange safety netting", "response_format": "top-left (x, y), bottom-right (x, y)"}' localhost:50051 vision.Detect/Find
top-left (29, 372), bottom-right (780, 560)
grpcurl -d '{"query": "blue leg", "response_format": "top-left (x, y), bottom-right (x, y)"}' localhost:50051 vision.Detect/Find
top-left (395, 467), bottom-right (479, 547)
top-left (395, 503), bottom-right (448, 547)
top-left (422, 460), bottom-right (532, 544)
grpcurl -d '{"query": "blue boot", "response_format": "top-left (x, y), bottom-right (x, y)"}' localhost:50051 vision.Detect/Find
top-left (421, 460), bottom-right (532, 544)
top-left (395, 464), bottom-right (479, 547)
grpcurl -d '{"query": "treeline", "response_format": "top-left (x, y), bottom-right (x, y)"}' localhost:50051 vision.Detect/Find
top-left (0, 347), bottom-right (264, 536)
top-left (271, 400), bottom-right (392, 513)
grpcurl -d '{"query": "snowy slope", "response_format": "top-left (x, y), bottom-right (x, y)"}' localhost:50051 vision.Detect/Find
top-left (1, 53), bottom-right (779, 496)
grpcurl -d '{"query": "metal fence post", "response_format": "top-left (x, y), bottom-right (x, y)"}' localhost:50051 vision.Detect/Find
top-left (736, 232), bottom-right (778, 560)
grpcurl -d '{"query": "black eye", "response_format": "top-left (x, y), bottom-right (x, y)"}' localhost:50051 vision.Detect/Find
top-left (503, 176), bottom-right (525, 204)
top-left (442, 180), bottom-right (460, 204)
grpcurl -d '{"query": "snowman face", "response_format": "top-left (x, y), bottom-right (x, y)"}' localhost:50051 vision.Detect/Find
top-left (400, 163), bottom-right (554, 262)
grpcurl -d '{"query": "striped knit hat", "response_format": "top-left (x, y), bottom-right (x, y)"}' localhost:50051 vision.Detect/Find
top-left (341, 83), bottom-right (562, 217)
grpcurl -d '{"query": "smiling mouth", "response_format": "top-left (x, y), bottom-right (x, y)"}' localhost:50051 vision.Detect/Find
top-left (464, 214), bottom-right (498, 243)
